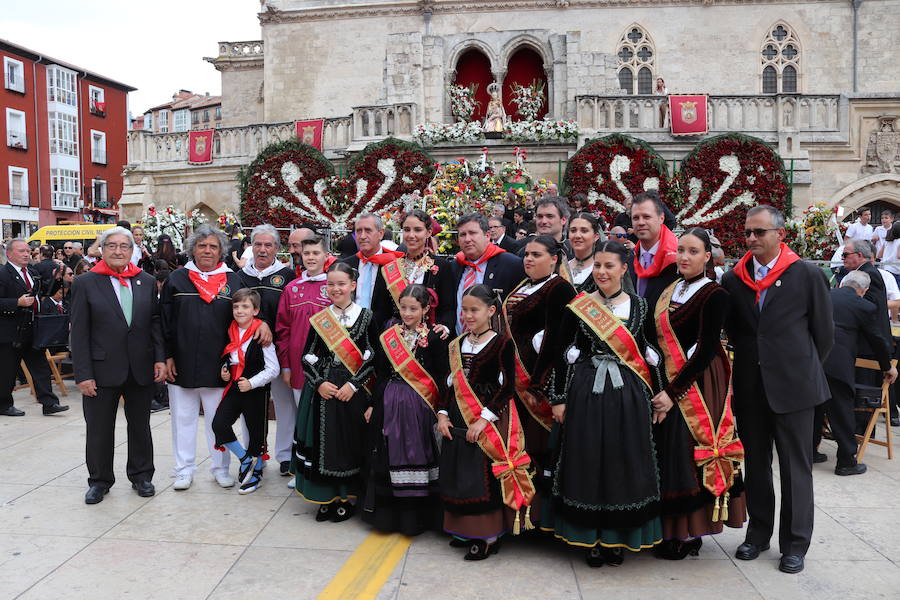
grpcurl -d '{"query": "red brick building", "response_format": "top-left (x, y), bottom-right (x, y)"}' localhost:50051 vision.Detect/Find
top-left (1, 39), bottom-right (136, 234)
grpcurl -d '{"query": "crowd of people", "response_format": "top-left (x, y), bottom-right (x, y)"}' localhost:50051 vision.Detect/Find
top-left (2, 189), bottom-right (897, 578)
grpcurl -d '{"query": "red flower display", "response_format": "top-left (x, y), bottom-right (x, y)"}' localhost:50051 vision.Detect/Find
top-left (671, 133), bottom-right (791, 257)
top-left (564, 134), bottom-right (670, 227)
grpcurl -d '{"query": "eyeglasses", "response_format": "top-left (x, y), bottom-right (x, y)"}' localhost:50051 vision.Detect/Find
top-left (63, 246), bottom-right (73, 250)
top-left (613, 233), bottom-right (629, 239)
top-left (841, 251), bottom-right (860, 258)
top-left (103, 243), bottom-right (133, 251)
top-left (743, 228), bottom-right (778, 238)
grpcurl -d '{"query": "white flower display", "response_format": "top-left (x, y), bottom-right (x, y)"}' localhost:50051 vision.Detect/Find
top-left (506, 118), bottom-right (579, 142)
top-left (677, 154), bottom-right (756, 226)
top-left (142, 204), bottom-right (206, 251)
top-left (414, 122), bottom-right (484, 145)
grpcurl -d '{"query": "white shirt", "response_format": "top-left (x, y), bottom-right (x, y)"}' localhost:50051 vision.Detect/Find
top-left (882, 239), bottom-right (900, 274)
top-left (874, 225), bottom-right (890, 254)
top-left (878, 268), bottom-right (900, 310)
top-left (845, 220), bottom-right (873, 243)
top-left (130, 245), bottom-right (143, 267)
top-left (228, 326), bottom-right (280, 389)
top-left (752, 253), bottom-right (780, 277)
top-left (671, 277), bottom-right (713, 305)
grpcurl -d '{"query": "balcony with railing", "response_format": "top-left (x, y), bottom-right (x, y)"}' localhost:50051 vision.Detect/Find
top-left (9, 188), bottom-right (29, 207)
top-left (7, 129), bottom-right (26, 150)
top-left (51, 193), bottom-right (79, 211)
top-left (575, 94), bottom-right (843, 139)
top-left (92, 149), bottom-right (107, 165)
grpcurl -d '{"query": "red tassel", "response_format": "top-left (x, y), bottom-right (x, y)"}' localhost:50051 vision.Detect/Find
top-left (261, 453), bottom-right (270, 461)
top-left (214, 445), bottom-right (225, 452)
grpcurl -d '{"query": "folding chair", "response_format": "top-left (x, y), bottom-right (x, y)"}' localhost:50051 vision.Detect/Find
top-left (13, 360), bottom-right (35, 396)
top-left (45, 349), bottom-right (73, 397)
top-left (854, 358), bottom-right (896, 461)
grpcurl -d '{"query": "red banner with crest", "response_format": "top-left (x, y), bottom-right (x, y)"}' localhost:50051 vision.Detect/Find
top-left (188, 130), bottom-right (215, 165)
top-left (295, 119), bottom-right (324, 150)
top-left (669, 95), bottom-right (708, 136)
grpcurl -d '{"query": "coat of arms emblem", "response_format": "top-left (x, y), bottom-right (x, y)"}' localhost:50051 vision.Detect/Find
top-left (680, 101), bottom-right (697, 124)
top-left (194, 134), bottom-right (208, 155)
top-left (301, 126), bottom-right (317, 146)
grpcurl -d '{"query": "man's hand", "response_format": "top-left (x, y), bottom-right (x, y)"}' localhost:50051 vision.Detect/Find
top-left (78, 379), bottom-right (97, 397)
top-left (220, 364), bottom-right (231, 382)
top-left (885, 366), bottom-right (898, 385)
top-left (17, 294), bottom-right (34, 308)
top-left (237, 377), bottom-right (252, 392)
top-left (153, 362), bottom-right (167, 383)
top-left (165, 358), bottom-right (178, 382)
top-left (254, 322), bottom-right (273, 347)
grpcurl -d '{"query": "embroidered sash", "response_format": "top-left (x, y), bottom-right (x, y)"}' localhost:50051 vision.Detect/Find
top-left (310, 308), bottom-right (373, 393)
top-left (558, 259), bottom-right (574, 285)
top-left (501, 281), bottom-right (554, 432)
top-left (654, 283), bottom-right (744, 516)
top-left (448, 337), bottom-right (535, 529)
top-left (379, 325), bottom-right (439, 413)
top-left (567, 292), bottom-right (653, 391)
top-left (381, 258), bottom-right (408, 309)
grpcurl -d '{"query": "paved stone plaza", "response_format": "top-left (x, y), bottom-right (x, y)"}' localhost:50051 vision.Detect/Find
top-left (2, 388), bottom-right (899, 600)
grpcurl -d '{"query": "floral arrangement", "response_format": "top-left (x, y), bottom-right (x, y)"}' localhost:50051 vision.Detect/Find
top-left (448, 83), bottom-right (480, 122)
top-left (506, 118), bottom-right (579, 142)
top-left (510, 79), bottom-right (546, 121)
top-left (564, 133), bottom-right (670, 227)
top-left (671, 132), bottom-right (791, 257)
top-left (216, 211), bottom-right (241, 230)
top-left (786, 203), bottom-right (845, 260)
top-left (239, 138), bottom-right (435, 229)
top-left (414, 122), bottom-right (484, 145)
top-left (499, 161), bottom-right (534, 188)
top-left (142, 204), bottom-right (206, 251)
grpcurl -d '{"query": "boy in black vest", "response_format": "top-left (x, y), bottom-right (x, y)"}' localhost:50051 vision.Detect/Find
top-left (212, 289), bottom-right (279, 494)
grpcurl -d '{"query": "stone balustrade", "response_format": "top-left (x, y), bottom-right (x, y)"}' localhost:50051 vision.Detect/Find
top-left (575, 94), bottom-right (842, 134)
top-left (352, 103), bottom-right (417, 140)
top-left (216, 40), bottom-right (264, 58)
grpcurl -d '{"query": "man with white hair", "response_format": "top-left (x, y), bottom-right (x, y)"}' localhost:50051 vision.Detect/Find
top-left (815, 269), bottom-right (896, 476)
top-left (0, 239), bottom-right (68, 416)
top-left (237, 224), bottom-right (297, 477)
top-left (340, 213), bottom-right (402, 328)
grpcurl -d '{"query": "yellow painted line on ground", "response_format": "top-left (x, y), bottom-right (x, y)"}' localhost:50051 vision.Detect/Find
top-left (317, 531), bottom-right (411, 600)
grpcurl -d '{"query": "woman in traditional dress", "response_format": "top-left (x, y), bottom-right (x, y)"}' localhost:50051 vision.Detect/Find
top-left (374, 210), bottom-right (451, 329)
top-left (437, 284), bottom-right (533, 561)
top-left (293, 262), bottom-right (377, 522)
top-left (503, 235), bottom-right (577, 494)
top-left (647, 227), bottom-right (746, 559)
top-left (564, 212), bottom-right (603, 294)
top-left (364, 284), bottom-right (448, 536)
top-left (546, 240), bottom-right (662, 567)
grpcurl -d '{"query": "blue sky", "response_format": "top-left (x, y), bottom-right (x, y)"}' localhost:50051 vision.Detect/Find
top-left (3, 0), bottom-right (261, 115)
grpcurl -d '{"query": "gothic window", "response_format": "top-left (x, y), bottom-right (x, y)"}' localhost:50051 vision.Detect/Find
top-left (760, 22), bottom-right (801, 93)
top-left (616, 25), bottom-right (656, 95)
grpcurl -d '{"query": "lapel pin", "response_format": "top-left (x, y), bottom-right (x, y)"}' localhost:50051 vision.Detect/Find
top-left (775, 280), bottom-right (781, 287)
top-left (135, 280), bottom-right (141, 285)
top-left (489, 273), bottom-right (494, 279)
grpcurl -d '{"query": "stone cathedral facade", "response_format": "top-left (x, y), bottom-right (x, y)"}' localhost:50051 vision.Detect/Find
top-left (121, 0), bottom-right (900, 229)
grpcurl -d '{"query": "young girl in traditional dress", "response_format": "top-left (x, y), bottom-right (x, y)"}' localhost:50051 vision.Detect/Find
top-left (564, 213), bottom-right (603, 294)
top-left (364, 284), bottom-right (448, 536)
top-left (213, 289), bottom-right (281, 494)
top-left (546, 240), bottom-right (662, 567)
top-left (293, 262), bottom-right (377, 522)
top-left (437, 284), bottom-right (533, 560)
top-left (647, 227), bottom-right (746, 559)
top-left (503, 235), bottom-right (576, 495)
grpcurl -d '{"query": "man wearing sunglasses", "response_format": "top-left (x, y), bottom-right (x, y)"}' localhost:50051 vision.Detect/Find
top-left (721, 205), bottom-right (833, 575)
top-left (63, 241), bottom-right (84, 271)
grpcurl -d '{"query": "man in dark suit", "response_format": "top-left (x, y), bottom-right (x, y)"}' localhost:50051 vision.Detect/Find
top-left (0, 239), bottom-right (68, 416)
top-left (629, 191), bottom-right (679, 310)
top-left (517, 196), bottom-right (574, 259)
top-left (722, 205), bottom-right (834, 575)
top-left (815, 271), bottom-right (896, 475)
top-left (438, 212), bottom-right (525, 334)
top-left (33, 245), bottom-right (58, 292)
top-left (488, 216), bottom-right (518, 252)
top-left (70, 227), bottom-right (167, 504)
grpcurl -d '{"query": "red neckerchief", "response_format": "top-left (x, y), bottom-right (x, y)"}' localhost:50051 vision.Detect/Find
top-left (295, 255), bottom-right (337, 278)
top-left (733, 243), bottom-right (800, 303)
top-left (455, 243), bottom-right (506, 272)
top-left (633, 225), bottom-right (678, 280)
top-left (221, 318), bottom-right (263, 397)
top-left (356, 248), bottom-right (404, 266)
top-left (91, 259), bottom-right (141, 288)
top-left (188, 266), bottom-right (228, 303)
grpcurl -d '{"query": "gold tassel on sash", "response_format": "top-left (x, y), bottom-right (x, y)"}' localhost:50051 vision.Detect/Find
top-left (524, 505), bottom-right (535, 531)
top-left (712, 495), bottom-right (721, 522)
top-left (721, 492), bottom-right (730, 522)
top-left (513, 511), bottom-right (521, 536)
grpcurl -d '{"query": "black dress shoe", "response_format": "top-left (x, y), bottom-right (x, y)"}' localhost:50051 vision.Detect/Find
top-left (835, 463), bottom-right (867, 476)
top-left (315, 503), bottom-right (335, 522)
top-left (85, 486), bottom-right (108, 504)
top-left (779, 554), bottom-right (804, 574)
top-left (132, 480), bottom-right (155, 497)
top-left (150, 400), bottom-right (167, 413)
top-left (735, 541), bottom-right (769, 560)
top-left (0, 406), bottom-right (25, 416)
top-left (813, 451), bottom-right (828, 464)
top-left (331, 501), bottom-right (355, 523)
top-left (891, 417), bottom-right (900, 427)
top-left (42, 404), bottom-right (69, 415)
top-left (280, 461), bottom-right (291, 476)
top-left (463, 539), bottom-right (500, 561)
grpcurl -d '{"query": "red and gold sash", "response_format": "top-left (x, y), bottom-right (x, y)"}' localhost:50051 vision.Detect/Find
top-left (449, 337), bottom-right (535, 533)
top-left (381, 258), bottom-right (408, 308)
top-left (310, 307), bottom-right (373, 393)
top-left (501, 281), bottom-right (554, 432)
top-left (655, 282), bottom-right (744, 520)
top-left (558, 260), bottom-right (574, 285)
top-left (379, 325), bottom-right (439, 413)
top-left (567, 292), bottom-right (653, 391)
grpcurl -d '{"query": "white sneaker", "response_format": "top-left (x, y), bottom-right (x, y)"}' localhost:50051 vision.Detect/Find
top-left (287, 476), bottom-right (295, 489)
top-left (173, 474), bottom-right (192, 490)
top-left (215, 473), bottom-right (236, 488)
